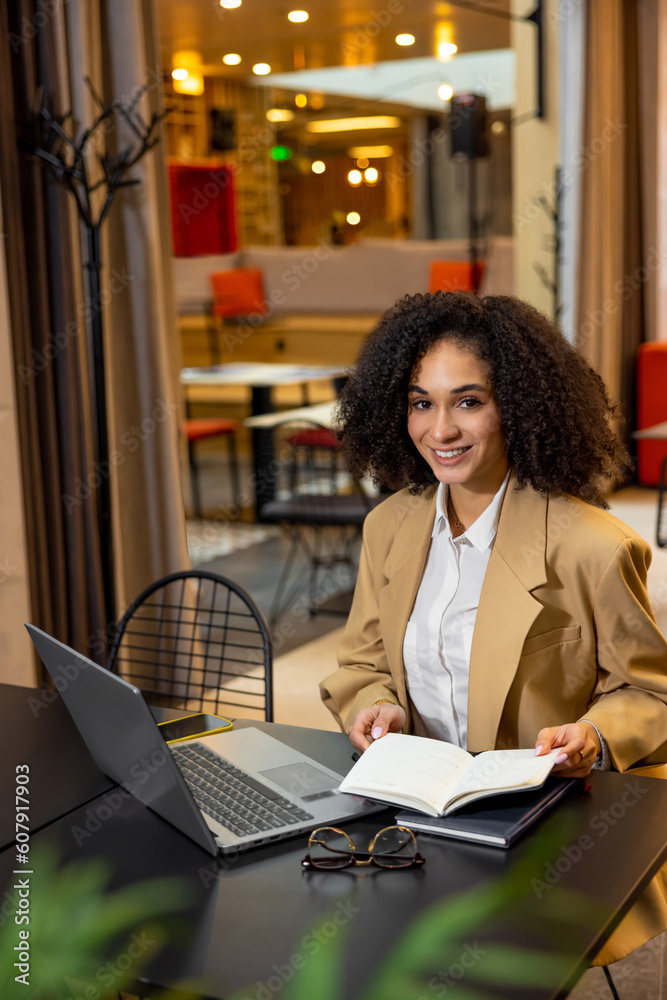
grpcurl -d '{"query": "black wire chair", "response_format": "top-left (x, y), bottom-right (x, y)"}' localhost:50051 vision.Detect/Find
top-left (259, 419), bottom-right (387, 626)
top-left (107, 570), bottom-right (273, 721)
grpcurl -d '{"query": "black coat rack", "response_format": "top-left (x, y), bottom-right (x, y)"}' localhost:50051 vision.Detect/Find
top-left (23, 78), bottom-right (168, 633)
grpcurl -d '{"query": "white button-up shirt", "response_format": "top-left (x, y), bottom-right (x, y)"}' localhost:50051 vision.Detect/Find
top-left (403, 471), bottom-right (510, 748)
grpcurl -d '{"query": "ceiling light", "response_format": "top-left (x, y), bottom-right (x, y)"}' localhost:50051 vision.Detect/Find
top-left (491, 120), bottom-right (507, 134)
top-left (174, 75), bottom-right (204, 95)
top-left (438, 84), bottom-right (453, 101)
top-left (356, 157), bottom-right (369, 169)
top-left (288, 10), bottom-right (308, 22)
top-left (396, 33), bottom-right (415, 46)
top-left (347, 212), bottom-right (361, 225)
top-left (348, 145), bottom-right (394, 159)
top-left (311, 160), bottom-right (326, 174)
top-left (222, 53), bottom-right (242, 65)
top-left (364, 167), bottom-right (379, 183)
top-left (220, 0), bottom-right (242, 7)
top-left (438, 42), bottom-right (458, 60)
top-left (172, 52), bottom-right (203, 95)
top-left (295, 93), bottom-right (308, 108)
top-left (266, 108), bottom-right (295, 122)
top-left (253, 63), bottom-right (271, 75)
top-left (310, 93), bottom-right (324, 109)
top-left (348, 170), bottom-right (362, 186)
top-left (306, 116), bottom-right (401, 134)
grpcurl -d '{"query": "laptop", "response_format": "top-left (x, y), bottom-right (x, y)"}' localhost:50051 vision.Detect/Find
top-left (26, 623), bottom-right (381, 857)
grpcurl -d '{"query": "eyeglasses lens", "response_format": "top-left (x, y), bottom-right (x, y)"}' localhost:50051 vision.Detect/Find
top-left (309, 828), bottom-right (354, 869)
top-left (371, 826), bottom-right (417, 868)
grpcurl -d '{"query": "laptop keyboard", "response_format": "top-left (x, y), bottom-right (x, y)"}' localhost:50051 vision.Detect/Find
top-left (172, 742), bottom-right (314, 838)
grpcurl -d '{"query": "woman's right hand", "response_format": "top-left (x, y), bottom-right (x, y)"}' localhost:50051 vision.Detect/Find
top-left (349, 703), bottom-right (406, 753)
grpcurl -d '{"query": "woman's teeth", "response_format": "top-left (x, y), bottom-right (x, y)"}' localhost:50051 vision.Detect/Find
top-left (434, 447), bottom-right (469, 458)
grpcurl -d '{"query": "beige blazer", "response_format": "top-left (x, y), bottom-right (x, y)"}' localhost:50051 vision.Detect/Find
top-left (320, 474), bottom-right (667, 964)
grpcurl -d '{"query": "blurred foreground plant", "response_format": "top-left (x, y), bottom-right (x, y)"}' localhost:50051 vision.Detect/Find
top-left (0, 845), bottom-right (198, 1000)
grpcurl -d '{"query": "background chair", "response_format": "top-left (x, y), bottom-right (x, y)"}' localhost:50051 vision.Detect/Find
top-left (208, 267), bottom-right (268, 363)
top-left (258, 419), bottom-right (387, 626)
top-left (429, 259), bottom-right (486, 294)
top-left (107, 569), bottom-right (273, 721)
top-left (181, 417), bottom-right (240, 519)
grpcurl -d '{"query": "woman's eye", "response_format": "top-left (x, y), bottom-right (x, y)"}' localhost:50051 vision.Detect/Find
top-left (409, 398), bottom-right (430, 410)
top-left (459, 397), bottom-right (482, 409)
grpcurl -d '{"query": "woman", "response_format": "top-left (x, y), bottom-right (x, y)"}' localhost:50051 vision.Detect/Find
top-left (320, 291), bottom-right (667, 965)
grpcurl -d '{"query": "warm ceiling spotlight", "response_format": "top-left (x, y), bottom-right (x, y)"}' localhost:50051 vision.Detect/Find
top-left (438, 83), bottom-right (453, 101)
top-left (348, 144), bottom-right (394, 158)
top-left (347, 169), bottom-right (362, 186)
top-left (172, 52), bottom-right (203, 95)
top-left (266, 108), bottom-right (295, 122)
top-left (295, 93), bottom-right (308, 108)
top-left (438, 41), bottom-right (458, 60)
top-left (356, 157), bottom-right (369, 169)
top-left (306, 116), bottom-right (401, 133)
top-left (311, 160), bottom-right (326, 174)
top-left (347, 212), bottom-right (361, 225)
top-left (222, 53), bottom-right (242, 65)
top-left (174, 75), bottom-right (204, 95)
top-left (253, 63), bottom-right (272, 75)
top-left (220, 0), bottom-right (242, 7)
top-left (491, 119), bottom-right (507, 134)
top-left (396, 33), bottom-right (415, 46)
top-left (364, 167), bottom-right (379, 183)
top-left (310, 93), bottom-right (324, 109)
top-left (288, 10), bottom-right (309, 22)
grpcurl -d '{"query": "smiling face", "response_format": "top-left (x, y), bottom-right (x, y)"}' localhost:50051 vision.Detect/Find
top-left (407, 338), bottom-right (508, 496)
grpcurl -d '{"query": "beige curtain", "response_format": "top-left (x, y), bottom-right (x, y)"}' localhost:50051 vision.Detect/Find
top-left (0, 185), bottom-right (35, 685)
top-left (576, 0), bottom-right (643, 427)
top-left (0, 0), bottom-right (189, 676)
top-left (63, 0), bottom-right (189, 621)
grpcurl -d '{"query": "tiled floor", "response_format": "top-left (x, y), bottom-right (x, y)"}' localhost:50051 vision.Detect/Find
top-left (188, 483), bottom-right (667, 998)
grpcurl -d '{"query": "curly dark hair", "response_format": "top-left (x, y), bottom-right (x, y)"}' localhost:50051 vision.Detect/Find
top-left (338, 292), bottom-right (630, 508)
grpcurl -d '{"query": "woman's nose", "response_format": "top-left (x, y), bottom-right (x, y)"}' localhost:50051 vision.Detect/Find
top-left (431, 409), bottom-right (459, 441)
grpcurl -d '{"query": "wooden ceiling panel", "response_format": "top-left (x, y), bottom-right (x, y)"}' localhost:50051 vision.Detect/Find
top-left (156, 0), bottom-right (511, 77)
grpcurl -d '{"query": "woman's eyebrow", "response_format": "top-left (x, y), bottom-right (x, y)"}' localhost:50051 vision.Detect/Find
top-left (450, 383), bottom-right (487, 394)
top-left (407, 382), bottom-right (488, 395)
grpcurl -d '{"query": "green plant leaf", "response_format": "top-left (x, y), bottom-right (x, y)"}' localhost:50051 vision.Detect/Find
top-left (0, 845), bottom-right (193, 1000)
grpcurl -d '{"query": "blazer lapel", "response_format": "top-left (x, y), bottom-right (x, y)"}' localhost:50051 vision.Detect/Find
top-left (467, 478), bottom-right (549, 751)
top-left (378, 487), bottom-right (437, 716)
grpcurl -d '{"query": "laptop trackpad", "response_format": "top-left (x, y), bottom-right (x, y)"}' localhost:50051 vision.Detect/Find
top-left (260, 762), bottom-right (340, 799)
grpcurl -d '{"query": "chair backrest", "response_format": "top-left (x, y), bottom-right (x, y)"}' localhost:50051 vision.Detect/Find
top-left (258, 419), bottom-right (380, 528)
top-left (210, 267), bottom-right (267, 319)
top-left (273, 419), bottom-right (349, 500)
top-left (428, 259), bottom-right (486, 293)
top-left (107, 570), bottom-right (273, 722)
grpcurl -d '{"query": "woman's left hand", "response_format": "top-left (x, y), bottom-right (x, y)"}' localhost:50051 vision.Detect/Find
top-left (534, 722), bottom-right (601, 778)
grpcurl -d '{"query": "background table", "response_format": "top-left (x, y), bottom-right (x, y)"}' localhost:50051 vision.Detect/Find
top-left (181, 363), bottom-right (346, 511)
top-left (2, 683), bottom-right (667, 1000)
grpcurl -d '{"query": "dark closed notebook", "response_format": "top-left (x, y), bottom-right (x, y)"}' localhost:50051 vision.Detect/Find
top-left (395, 777), bottom-right (579, 849)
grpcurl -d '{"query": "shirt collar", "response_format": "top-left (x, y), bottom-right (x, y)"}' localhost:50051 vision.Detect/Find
top-left (433, 468), bottom-right (511, 552)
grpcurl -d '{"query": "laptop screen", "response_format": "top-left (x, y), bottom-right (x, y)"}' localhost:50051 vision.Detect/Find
top-left (25, 623), bottom-right (217, 855)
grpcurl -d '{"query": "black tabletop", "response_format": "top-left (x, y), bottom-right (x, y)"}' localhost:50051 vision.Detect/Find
top-left (1, 690), bottom-right (666, 1000)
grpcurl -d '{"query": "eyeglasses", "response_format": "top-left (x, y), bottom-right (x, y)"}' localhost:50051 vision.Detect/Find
top-left (302, 825), bottom-right (425, 871)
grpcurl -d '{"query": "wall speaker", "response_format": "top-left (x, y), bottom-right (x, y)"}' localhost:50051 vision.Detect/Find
top-left (450, 94), bottom-right (488, 159)
top-left (210, 108), bottom-right (236, 152)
